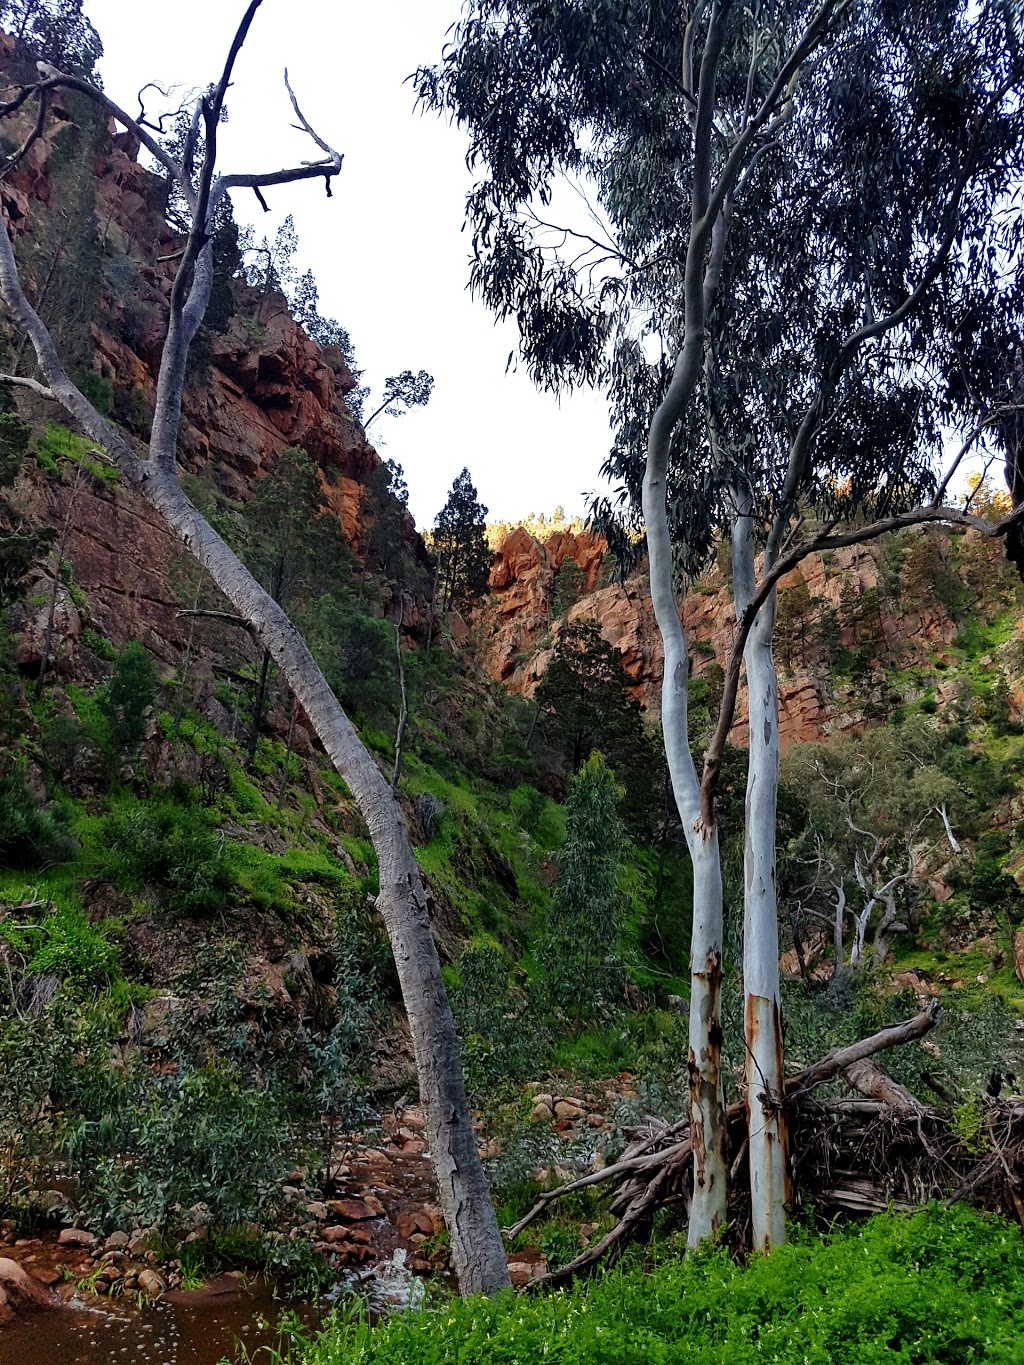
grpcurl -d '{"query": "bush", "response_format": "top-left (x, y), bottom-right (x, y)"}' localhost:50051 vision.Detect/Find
top-left (283, 1205), bottom-right (1024, 1364)
top-left (101, 640), bottom-right (155, 755)
top-left (94, 798), bottom-right (230, 914)
top-left (0, 765), bottom-right (75, 868)
top-left (449, 941), bottom-right (540, 1099)
top-left (27, 903), bottom-right (119, 989)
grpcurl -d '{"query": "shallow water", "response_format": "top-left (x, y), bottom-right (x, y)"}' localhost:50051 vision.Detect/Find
top-left (0, 1278), bottom-right (319, 1365)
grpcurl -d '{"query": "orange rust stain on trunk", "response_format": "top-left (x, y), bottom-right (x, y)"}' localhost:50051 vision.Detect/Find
top-left (744, 992), bottom-right (792, 1212)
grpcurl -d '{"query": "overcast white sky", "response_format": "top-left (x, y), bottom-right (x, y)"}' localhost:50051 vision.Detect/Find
top-left (83, 0), bottom-right (615, 531)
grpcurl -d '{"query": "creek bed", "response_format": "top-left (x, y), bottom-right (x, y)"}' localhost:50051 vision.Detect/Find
top-left (0, 1274), bottom-right (321, 1365)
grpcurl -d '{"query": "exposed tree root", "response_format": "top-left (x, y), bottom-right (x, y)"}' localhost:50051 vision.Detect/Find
top-left (507, 1002), bottom-right (1024, 1286)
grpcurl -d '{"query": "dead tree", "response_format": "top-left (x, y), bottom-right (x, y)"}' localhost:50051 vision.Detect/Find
top-left (0, 1), bottom-right (509, 1296)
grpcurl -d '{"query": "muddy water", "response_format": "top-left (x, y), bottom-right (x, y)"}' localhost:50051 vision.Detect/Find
top-left (0, 1277), bottom-right (321, 1365)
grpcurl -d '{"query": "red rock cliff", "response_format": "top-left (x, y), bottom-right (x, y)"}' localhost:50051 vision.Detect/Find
top-left (0, 40), bottom-right (416, 679)
top-left (476, 524), bottom-right (1008, 749)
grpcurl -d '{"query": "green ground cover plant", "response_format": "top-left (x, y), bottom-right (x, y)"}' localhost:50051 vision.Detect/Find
top-left (261, 1206), bottom-right (1024, 1364)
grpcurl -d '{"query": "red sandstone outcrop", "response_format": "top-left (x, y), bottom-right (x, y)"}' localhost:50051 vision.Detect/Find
top-left (483, 528), bottom-right (608, 687)
top-left (475, 525), bottom-right (1004, 750)
top-left (0, 58), bottom-right (415, 678)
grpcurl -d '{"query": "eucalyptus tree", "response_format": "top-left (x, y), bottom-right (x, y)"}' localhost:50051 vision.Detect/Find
top-left (0, 1), bottom-right (510, 1295)
top-left (783, 725), bottom-right (966, 966)
top-left (542, 750), bottom-right (626, 1024)
top-left (418, 0), bottom-right (1024, 1248)
top-left (363, 368), bottom-right (435, 431)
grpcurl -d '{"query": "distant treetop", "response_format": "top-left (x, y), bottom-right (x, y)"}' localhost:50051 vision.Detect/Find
top-left (0, 0), bottom-right (102, 76)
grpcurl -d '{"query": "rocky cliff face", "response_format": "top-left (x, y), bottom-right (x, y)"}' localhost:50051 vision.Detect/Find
top-left (0, 40), bottom-right (406, 683)
top-left (476, 523), bottom-right (1017, 749)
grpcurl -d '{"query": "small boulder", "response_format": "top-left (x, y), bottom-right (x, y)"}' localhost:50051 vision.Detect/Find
top-left (396, 1209), bottom-right (435, 1239)
top-left (57, 1228), bottom-right (98, 1250)
top-left (507, 1258), bottom-right (547, 1286)
top-left (320, 1226), bottom-right (353, 1246)
top-left (137, 1268), bottom-right (165, 1298)
top-left (0, 1257), bottom-right (56, 1312)
top-left (128, 1229), bottom-right (156, 1257)
top-left (103, 1231), bottom-right (130, 1252)
top-left (326, 1198), bottom-right (375, 1222)
top-left (29, 1267), bottom-right (62, 1287)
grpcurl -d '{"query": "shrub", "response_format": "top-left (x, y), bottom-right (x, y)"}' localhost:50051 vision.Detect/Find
top-left (27, 903), bottom-right (119, 989)
top-left (0, 765), bottom-right (75, 868)
top-left (283, 1205), bottom-right (1024, 1364)
top-left (94, 799), bottom-right (229, 914)
top-left (101, 640), bottom-right (155, 755)
top-left (449, 940), bottom-right (540, 1099)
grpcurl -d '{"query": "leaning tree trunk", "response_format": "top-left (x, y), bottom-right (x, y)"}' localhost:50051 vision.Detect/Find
top-left (147, 473), bottom-right (511, 1296)
top-left (0, 138), bottom-right (510, 1297)
top-left (733, 498), bottom-right (788, 1250)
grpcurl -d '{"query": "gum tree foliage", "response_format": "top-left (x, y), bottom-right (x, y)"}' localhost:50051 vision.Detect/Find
top-left (534, 617), bottom-right (658, 836)
top-left (363, 369), bottom-right (435, 430)
top-left (241, 445), bottom-right (351, 755)
top-left (433, 466), bottom-right (492, 611)
top-left (542, 751), bottom-right (626, 1019)
top-left (783, 722), bottom-right (969, 964)
top-left (100, 640), bottom-right (155, 755)
top-left (242, 446), bottom-right (349, 611)
top-left (0, 0), bottom-right (101, 75)
top-left (418, 0), bottom-right (1024, 1248)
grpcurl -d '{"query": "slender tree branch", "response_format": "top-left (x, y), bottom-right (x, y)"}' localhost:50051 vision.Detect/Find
top-left (175, 607), bottom-right (252, 629)
top-left (0, 371), bottom-right (54, 398)
top-left (25, 74), bottom-right (187, 187)
top-left (932, 416), bottom-right (1001, 506)
top-left (0, 85), bottom-right (48, 178)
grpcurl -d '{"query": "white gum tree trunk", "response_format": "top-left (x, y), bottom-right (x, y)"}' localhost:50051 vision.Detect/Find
top-left (643, 422), bottom-right (727, 1246)
top-left (683, 822), bottom-right (727, 1242)
top-left (732, 498), bottom-right (788, 1250)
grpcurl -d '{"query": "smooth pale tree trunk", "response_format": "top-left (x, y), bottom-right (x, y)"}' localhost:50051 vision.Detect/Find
top-left (644, 441), bottom-right (727, 1245)
top-left (733, 499), bottom-right (788, 1250)
top-left (682, 823), bottom-right (727, 1240)
top-left (0, 175), bottom-right (511, 1299)
top-left (145, 472), bottom-right (512, 1296)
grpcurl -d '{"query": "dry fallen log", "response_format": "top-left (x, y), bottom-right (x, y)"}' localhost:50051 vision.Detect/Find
top-left (515, 1000), bottom-right (1024, 1287)
top-left (784, 999), bottom-right (942, 1098)
top-left (841, 1059), bottom-right (926, 1118)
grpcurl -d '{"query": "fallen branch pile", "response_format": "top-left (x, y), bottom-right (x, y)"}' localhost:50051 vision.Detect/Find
top-left (506, 1002), bottom-right (1024, 1286)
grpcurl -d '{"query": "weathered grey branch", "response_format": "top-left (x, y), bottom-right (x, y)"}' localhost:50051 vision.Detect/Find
top-left (175, 607), bottom-right (252, 630)
top-left (0, 371), bottom-right (54, 398)
top-left (788, 1000), bottom-right (942, 1098)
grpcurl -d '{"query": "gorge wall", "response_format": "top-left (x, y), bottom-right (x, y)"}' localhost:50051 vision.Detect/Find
top-left (476, 520), bottom-right (1022, 748)
top-left (0, 37), bottom-right (416, 700)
